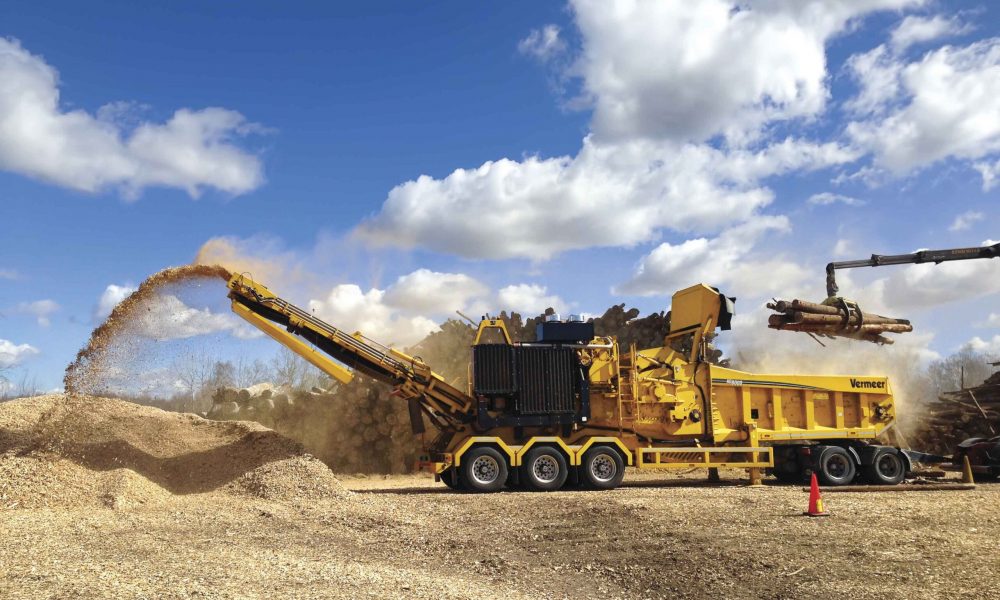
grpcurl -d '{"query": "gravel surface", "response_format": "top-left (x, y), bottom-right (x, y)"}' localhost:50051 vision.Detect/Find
top-left (2, 395), bottom-right (998, 599)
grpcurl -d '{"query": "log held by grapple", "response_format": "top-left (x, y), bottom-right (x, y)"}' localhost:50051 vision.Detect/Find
top-left (766, 298), bottom-right (913, 344)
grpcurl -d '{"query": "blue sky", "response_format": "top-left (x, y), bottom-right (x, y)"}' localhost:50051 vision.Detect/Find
top-left (1, 0), bottom-right (998, 393)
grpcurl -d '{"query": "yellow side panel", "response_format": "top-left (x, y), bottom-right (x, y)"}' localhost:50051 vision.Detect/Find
top-left (708, 365), bottom-right (895, 441)
top-left (814, 393), bottom-right (834, 428)
top-left (749, 388), bottom-right (773, 430)
top-left (783, 390), bottom-right (805, 429)
top-left (711, 385), bottom-right (741, 440)
top-left (843, 393), bottom-right (861, 428)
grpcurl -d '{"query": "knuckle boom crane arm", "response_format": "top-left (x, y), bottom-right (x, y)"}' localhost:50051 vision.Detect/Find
top-left (825, 242), bottom-right (1000, 297)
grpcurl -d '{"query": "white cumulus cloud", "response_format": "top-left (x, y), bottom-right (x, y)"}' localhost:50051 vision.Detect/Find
top-left (965, 334), bottom-right (1000, 357)
top-left (382, 269), bottom-right (490, 315)
top-left (890, 14), bottom-right (969, 53)
top-left (14, 299), bottom-right (59, 327)
top-left (572, 0), bottom-right (919, 143)
top-left (0, 339), bottom-right (39, 369)
top-left (94, 284), bottom-right (259, 340)
top-left (497, 284), bottom-right (567, 316)
top-left (847, 38), bottom-right (1000, 174)
top-left (615, 216), bottom-right (796, 297)
top-left (305, 270), bottom-right (575, 346)
top-left (356, 0), bottom-right (899, 261)
top-left (309, 285), bottom-right (440, 348)
top-left (948, 210), bottom-right (984, 232)
top-left (518, 25), bottom-right (566, 61)
top-left (808, 192), bottom-right (864, 206)
top-left (356, 137), bottom-right (855, 260)
top-left (0, 37), bottom-right (264, 198)
top-left (974, 158), bottom-right (1000, 191)
top-left (980, 313), bottom-right (1000, 328)
top-left (95, 283), bottom-right (137, 321)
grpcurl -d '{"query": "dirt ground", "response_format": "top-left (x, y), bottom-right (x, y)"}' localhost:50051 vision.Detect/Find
top-left (2, 395), bottom-right (999, 599)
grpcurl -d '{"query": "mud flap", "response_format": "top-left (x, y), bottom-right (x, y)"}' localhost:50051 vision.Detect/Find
top-left (408, 396), bottom-right (426, 435)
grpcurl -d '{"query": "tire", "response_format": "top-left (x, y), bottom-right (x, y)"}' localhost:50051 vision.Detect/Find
top-left (862, 447), bottom-right (905, 485)
top-left (772, 467), bottom-right (804, 483)
top-left (771, 447), bottom-right (803, 483)
top-left (440, 469), bottom-right (463, 491)
top-left (458, 446), bottom-right (508, 493)
top-left (814, 445), bottom-right (856, 486)
top-left (581, 445), bottom-right (626, 490)
top-left (521, 446), bottom-right (569, 491)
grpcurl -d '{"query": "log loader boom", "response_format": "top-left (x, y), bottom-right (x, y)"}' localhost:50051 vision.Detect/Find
top-left (825, 242), bottom-right (1000, 297)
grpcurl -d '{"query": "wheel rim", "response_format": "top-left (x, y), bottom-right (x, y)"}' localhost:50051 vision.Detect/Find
top-left (471, 455), bottom-right (500, 485)
top-left (532, 455), bottom-right (560, 483)
top-left (876, 453), bottom-right (901, 478)
top-left (826, 454), bottom-right (850, 479)
top-left (590, 453), bottom-right (617, 483)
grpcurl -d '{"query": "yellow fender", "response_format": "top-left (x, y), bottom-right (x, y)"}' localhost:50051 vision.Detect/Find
top-left (514, 437), bottom-right (578, 466)
top-left (453, 436), bottom-right (517, 467)
top-left (577, 437), bottom-right (634, 466)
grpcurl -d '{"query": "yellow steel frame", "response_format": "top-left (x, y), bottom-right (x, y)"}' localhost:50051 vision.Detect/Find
top-left (635, 446), bottom-right (773, 469)
top-left (438, 436), bottom-right (773, 476)
top-left (514, 437), bottom-right (578, 466)
top-left (450, 434), bottom-right (772, 471)
top-left (576, 436), bottom-right (634, 466)
top-left (232, 302), bottom-right (354, 384)
top-left (473, 318), bottom-right (513, 345)
top-left (452, 436), bottom-right (518, 467)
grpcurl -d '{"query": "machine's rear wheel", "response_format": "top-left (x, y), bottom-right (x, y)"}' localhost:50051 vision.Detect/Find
top-left (581, 445), bottom-right (625, 490)
top-left (440, 469), bottom-right (464, 491)
top-left (862, 447), bottom-right (905, 485)
top-left (772, 467), bottom-right (804, 483)
top-left (771, 446), bottom-right (804, 483)
top-left (521, 446), bottom-right (569, 491)
top-left (814, 445), bottom-right (856, 486)
top-left (459, 446), bottom-right (508, 493)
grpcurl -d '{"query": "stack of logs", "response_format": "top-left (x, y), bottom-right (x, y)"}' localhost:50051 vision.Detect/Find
top-left (908, 374), bottom-right (1000, 455)
top-left (209, 378), bottom-right (419, 474)
top-left (767, 298), bottom-right (912, 344)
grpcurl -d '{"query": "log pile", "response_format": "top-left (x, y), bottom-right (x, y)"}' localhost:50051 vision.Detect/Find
top-left (767, 298), bottom-right (912, 344)
top-left (908, 381), bottom-right (1000, 455)
top-left (209, 377), bottom-right (419, 474)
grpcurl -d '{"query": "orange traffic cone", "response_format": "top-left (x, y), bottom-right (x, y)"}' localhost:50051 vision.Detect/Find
top-left (804, 472), bottom-right (829, 517)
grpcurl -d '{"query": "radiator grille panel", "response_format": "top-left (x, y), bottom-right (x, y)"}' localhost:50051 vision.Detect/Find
top-left (473, 344), bottom-right (515, 395)
top-left (515, 347), bottom-right (577, 414)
